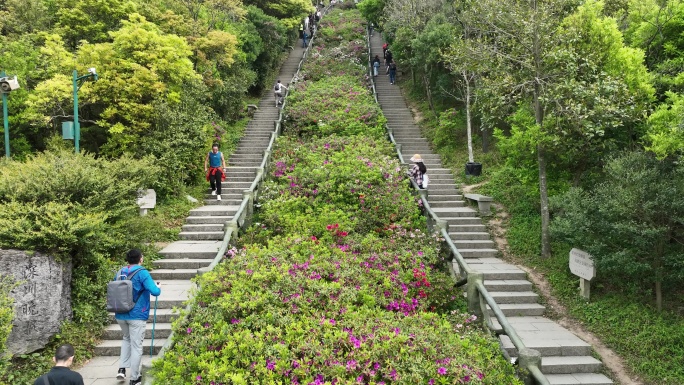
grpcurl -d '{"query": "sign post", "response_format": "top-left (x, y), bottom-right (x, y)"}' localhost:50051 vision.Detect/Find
top-left (569, 248), bottom-right (595, 300)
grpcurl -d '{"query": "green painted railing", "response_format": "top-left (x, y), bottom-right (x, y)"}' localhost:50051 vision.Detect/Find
top-left (140, 9), bottom-right (331, 382)
top-left (366, 33), bottom-right (550, 385)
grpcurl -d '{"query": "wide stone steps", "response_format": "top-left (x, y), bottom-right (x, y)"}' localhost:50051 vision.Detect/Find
top-left (185, 215), bottom-right (231, 225)
top-left (153, 258), bottom-right (212, 269)
top-left (94, 339), bottom-right (166, 356)
top-left (181, 224), bottom-right (224, 232)
top-left (545, 374), bottom-right (613, 385)
top-left (102, 323), bottom-right (173, 340)
top-left (178, 231), bottom-right (224, 241)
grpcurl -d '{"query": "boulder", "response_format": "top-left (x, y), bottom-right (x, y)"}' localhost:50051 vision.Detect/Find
top-left (0, 250), bottom-right (72, 355)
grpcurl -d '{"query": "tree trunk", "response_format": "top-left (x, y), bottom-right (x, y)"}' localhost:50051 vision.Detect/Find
top-left (481, 128), bottom-right (488, 153)
top-left (537, 145), bottom-right (551, 258)
top-left (531, 0), bottom-right (551, 258)
top-left (655, 238), bottom-right (664, 312)
top-left (463, 71), bottom-right (474, 163)
top-left (424, 74), bottom-right (436, 117)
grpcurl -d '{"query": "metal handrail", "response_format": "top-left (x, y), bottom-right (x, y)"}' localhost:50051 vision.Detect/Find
top-left (366, 29), bottom-right (550, 385)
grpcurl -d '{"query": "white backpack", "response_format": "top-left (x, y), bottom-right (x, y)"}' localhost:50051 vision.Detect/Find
top-left (422, 173), bottom-right (429, 188)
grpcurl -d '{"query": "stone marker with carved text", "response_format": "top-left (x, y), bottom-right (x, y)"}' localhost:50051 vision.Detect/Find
top-left (1, 249), bottom-right (72, 355)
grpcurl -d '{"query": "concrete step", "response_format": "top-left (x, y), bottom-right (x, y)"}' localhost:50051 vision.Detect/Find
top-left (102, 322), bottom-right (172, 340)
top-left (458, 248), bottom-right (498, 258)
top-left (545, 374), bottom-right (613, 385)
top-left (181, 224), bottom-right (224, 232)
top-left (430, 201), bottom-right (466, 208)
top-left (489, 291), bottom-right (539, 304)
top-left (428, 194), bottom-right (464, 202)
top-left (449, 232), bottom-right (491, 240)
top-left (460, 259), bottom-right (527, 280)
top-left (539, 356), bottom-right (603, 375)
top-left (153, 258), bottom-right (212, 269)
top-left (203, 199), bottom-right (243, 206)
top-left (452, 240), bottom-right (496, 249)
top-left (189, 205), bottom-right (239, 217)
top-left (484, 280), bottom-right (533, 292)
top-left (94, 338), bottom-right (166, 356)
top-left (487, 303), bottom-right (545, 317)
top-left (149, 269), bottom-right (198, 280)
top-left (185, 216), bottom-right (231, 224)
top-left (178, 231), bottom-right (224, 241)
top-left (500, 334), bottom-right (592, 357)
top-left (108, 308), bottom-right (179, 324)
top-left (443, 217), bottom-right (483, 226)
top-left (221, 176), bottom-right (255, 183)
top-left (432, 207), bottom-right (478, 217)
top-left (159, 241), bottom-right (221, 259)
top-left (448, 224), bottom-right (487, 232)
top-left (210, 182), bottom-right (252, 189)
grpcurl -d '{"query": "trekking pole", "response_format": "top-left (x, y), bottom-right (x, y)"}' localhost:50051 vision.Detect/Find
top-left (150, 284), bottom-right (159, 357)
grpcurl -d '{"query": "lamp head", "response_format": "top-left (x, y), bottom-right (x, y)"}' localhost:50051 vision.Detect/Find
top-left (88, 68), bottom-right (98, 81)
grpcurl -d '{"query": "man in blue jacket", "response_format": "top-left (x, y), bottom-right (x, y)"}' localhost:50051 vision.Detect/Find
top-left (115, 249), bottom-right (161, 385)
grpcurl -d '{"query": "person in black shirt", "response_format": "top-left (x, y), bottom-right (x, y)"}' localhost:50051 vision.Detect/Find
top-left (33, 344), bottom-right (84, 385)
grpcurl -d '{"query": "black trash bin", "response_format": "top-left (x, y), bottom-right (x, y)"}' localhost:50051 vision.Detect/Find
top-left (465, 162), bottom-right (482, 176)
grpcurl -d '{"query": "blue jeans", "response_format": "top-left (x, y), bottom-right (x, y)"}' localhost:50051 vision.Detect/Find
top-left (302, 35), bottom-right (308, 47)
top-left (117, 319), bottom-right (147, 379)
top-left (389, 70), bottom-right (396, 84)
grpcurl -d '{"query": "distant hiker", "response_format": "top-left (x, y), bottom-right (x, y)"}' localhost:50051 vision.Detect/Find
top-left (315, 10), bottom-right (321, 23)
top-left (303, 30), bottom-right (309, 47)
top-left (33, 344), bottom-right (84, 385)
top-left (372, 55), bottom-right (381, 77)
top-left (369, 22), bottom-right (374, 36)
top-left (309, 14), bottom-right (315, 30)
top-left (299, 23), bottom-right (304, 39)
top-left (115, 250), bottom-right (161, 385)
top-left (409, 154), bottom-right (427, 189)
top-left (205, 144), bottom-right (226, 201)
top-left (385, 49), bottom-right (393, 72)
top-left (274, 80), bottom-right (288, 107)
top-left (382, 43), bottom-right (388, 58)
top-left (389, 60), bottom-right (397, 84)
top-left (304, 16), bottom-right (310, 31)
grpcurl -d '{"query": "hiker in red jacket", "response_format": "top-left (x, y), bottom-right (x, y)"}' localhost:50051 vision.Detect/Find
top-left (204, 144), bottom-right (227, 201)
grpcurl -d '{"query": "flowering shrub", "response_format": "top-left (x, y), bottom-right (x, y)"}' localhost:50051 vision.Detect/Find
top-left (316, 11), bottom-right (366, 45)
top-left (259, 136), bottom-right (421, 234)
top-left (284, 76), bottom-right (385, 138)
top-left (152, 8), bottom-right (522, 385)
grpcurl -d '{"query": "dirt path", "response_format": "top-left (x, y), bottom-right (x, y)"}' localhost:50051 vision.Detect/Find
top-left (481, 199), bottom-right (643, 385)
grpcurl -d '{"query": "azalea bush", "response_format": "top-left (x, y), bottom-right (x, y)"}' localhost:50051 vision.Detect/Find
top-left (300, 47), bottom-right (367, 82)
top-left (152, 8), bottom-right (521, 385)
top-left (317, 10), bottom-right (366, 44)
top-left (284, 76), bottom-right (385, 138)
top-left (259, 136), bottom-right (421, 234)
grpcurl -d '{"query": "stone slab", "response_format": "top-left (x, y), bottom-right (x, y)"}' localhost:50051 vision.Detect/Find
top-left (1, 249), bottom-right (72, 355)
top-left (159, 241), bottom-right (221, 256)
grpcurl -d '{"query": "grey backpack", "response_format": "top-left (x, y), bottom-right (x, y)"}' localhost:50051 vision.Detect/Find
top-left (106, 268), bottom-right (145, 313)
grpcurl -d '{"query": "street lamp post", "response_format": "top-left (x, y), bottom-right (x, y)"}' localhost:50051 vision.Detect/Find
top-left (1, 72), bottom-right (8, 158)
top-left (72, 68), bottom-right (98, 153)
top-left (0, 71), bottom-right (20, 158)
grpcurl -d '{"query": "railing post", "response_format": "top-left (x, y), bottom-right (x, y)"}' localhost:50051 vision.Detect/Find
top-left (467, 271), bottom-right (484, 320)
top-left (395, 142), bottom-right (401, 155)
top-left (518, 347), bottom-right (542, 385)
top-left (243, 190), bottom-right (254, 227)
top-left (436, 219), bottom-right (448, 233)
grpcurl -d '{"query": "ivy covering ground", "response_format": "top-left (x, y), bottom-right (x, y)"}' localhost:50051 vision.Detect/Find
top-left (153, 8), bottom-right (521, 385)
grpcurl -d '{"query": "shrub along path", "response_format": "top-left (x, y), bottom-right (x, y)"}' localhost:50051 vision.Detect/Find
top-left (370, 34), bottom-right (614, 385)
top-left (75, 44), bottom-right (306, 385)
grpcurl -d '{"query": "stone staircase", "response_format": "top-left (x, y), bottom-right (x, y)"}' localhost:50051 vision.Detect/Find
top-left (370, 34), bottom-right (613, 385)
top-left (78, 43), bottom-right (306, 385)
